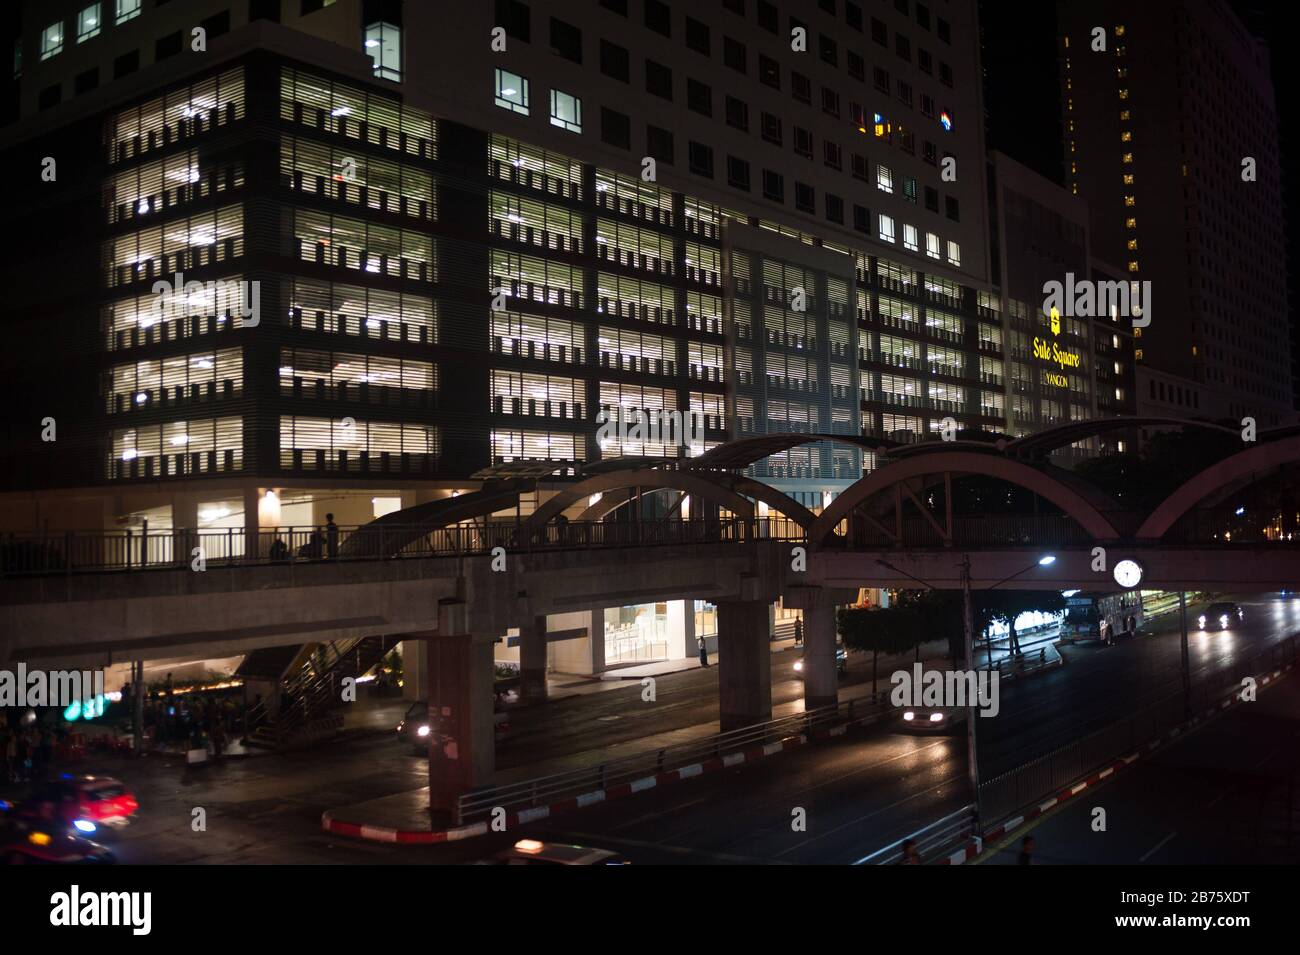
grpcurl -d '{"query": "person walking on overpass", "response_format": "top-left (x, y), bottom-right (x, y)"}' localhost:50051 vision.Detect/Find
top-left (325, 513), bottom-right (339, 559)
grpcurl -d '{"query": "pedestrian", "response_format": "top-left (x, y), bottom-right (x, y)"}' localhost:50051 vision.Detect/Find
top-left (900, 838), bottom-right (921, 864)
top-left (698, 635), bottom-right (709, 668)
top-left (269, 536), bottom-right (289, 562)
top-left (794, 617), bottom-right (804, 646)
top-left (1018, 836), bottom-right (1035, 865)
top-left (325, 513), bottom-right (339, 558)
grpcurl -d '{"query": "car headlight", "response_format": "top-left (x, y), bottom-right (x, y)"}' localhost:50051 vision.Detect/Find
top-left (902, 711), bottom-right (915, 721)
top-left (929, 712), bottom-right (944, 723)
top-left (1220, 615), bottom-right (1229, 628)
top-left (793, 660), bottom-right (803, 672)
top-left (1198, 616), bottom-right (1206, 629)
top-left (416, 724), bottom-right (430, 737)
top-left (73, 819), bottom-right (97, 835)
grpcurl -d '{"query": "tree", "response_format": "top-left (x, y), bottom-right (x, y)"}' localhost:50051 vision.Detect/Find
top-left (978, 589), bottom-right (1066, 659)
top-left (838, 602), bottom-right (930, 698)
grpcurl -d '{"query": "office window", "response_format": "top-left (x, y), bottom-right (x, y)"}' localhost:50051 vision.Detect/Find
top-left (113, 49), bottom-right (139, 78)
top-left (903, 224), bottom-right (918, 251)
top-left (820, 35), bottom-right (838, 65)
top-left (937, 17), bottom-right (950, 43)
top-left (824, 141), bottom-right (842, 170)
top-left (645, 0), bottom-right (671, 36)
top-left (846, 2), bottom-right (863, 30)
top-left (550, 89), bottom-right (582, 132)
top-left (646, 60), bottom-right (673, 99)
top-left (687, 79), bottom-right (712, 116)
top-left (792, 72), bottom-right (812, 103)
top-left (686, 17), bottom-right (710, 54)
top-left (826, 193), bottom-right (844, 224)
top-left (925, 232), bottom-right (940, 258)
top-left (78, 4), bottom-right (101, 43)
top-left (876, 164), bottom-right (894, 194)
top-left (601, 107), bottom-right (631, 149)
top-left (896, 33), bottom-right (911, 61)
top-left (918, 49), bottom-right (932, 74)
top-left (41, 22), bottom-right (64, 60)
top-left (646, 125), bottom-right (674, 164)
top-left (365, 21), bottom-right (402, 81)
top-left (762, 169), bottom-right (784, 202)
top-left (879, 214), bottom-right (895, 243)
top-left (854, 204), bottom-right (870, 234)
top-left (847, 50), bottom-right (865, 80)
top-left (793, 127), bottom-right (813, 158)
top-left (852, 154), bottom-right (869, 181)
top-left (725, 96), bottom-right (749, 131)
top-left (821, 88), bottom-right (840, 116)
top-left (601, 41), bottom-right (629, 82)
top-left (724, 37), bottom-right (747, 73)
top-left (74, 66), bottom-right (99, 94)
top-left (939, 62), bottom-right (953, 86)
top-left (689, 141), bottom-right (714, 178)
top-left (871, 17), bottom-right (887, 46)
top-left (115, 0), bottom-right (140, 24)
top-left (599, 0), bottom-right (627, 13)
top-left (796, 182), bottom-right (815, 214)
top-left (495, 69), bottom-right (530, 114)
top-left (728, 156), bottom-right (751, 190)
top-left (903, 176), bottom-right (917, 203)
top-left (873, 66), bottom-right (890, 93)
top-left (761, 112), bottom-right (782, 145)
top-left (759, 54), bottom-right (780, 89)
top-left (945, 196), bottom-right (959, 221)
top-left (946, 241), bottom-right (960, 266)
top-left (550, 18), bottom-right (582, 63)
top-left (924, 186), bottom-right (939, 211)
top-left (496, 0), bottom-right (530, 41)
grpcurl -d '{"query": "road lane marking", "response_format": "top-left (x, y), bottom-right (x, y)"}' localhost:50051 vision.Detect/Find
top-left (1138, 831), bottom-right (1177, 862)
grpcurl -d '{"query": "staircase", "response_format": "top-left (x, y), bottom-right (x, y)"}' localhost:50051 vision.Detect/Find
top-left (243, 635), bottom-right (399, 750)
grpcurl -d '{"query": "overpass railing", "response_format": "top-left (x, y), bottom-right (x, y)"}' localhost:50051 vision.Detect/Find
top-left (455, 695), bottom-right (891, 826)
top-left (0, 517), bottom-right (804, 576)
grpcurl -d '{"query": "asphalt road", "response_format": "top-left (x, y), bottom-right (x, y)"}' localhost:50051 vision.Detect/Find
top-left (11, 593), bottom-right (1297, 864)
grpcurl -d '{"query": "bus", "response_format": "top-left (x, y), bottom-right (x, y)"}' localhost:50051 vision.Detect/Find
top-left (1061, 591), bottom-right (1145, 644)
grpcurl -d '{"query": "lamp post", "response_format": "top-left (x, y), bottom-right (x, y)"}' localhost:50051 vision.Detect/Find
top-left (877, 552), bottom-right (1058, 834)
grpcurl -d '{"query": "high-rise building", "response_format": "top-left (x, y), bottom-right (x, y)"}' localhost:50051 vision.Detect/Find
top-left (1057, 0), bottom-right (1293, 426)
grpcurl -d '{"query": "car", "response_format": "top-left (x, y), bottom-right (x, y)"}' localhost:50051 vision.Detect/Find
top-left (15, 776), bottom-right (138, 830)
top-left (1198, 601), bottom-right (1244, 631)
top-left (792, 646), bottom-right (849, 678)
top-left (897, 705), bottom-right (968, 734)
top-left (397, 700), bottom-right (510, 755)
top-left (479, 839), bottom-right (631, 865)
top-left (0, 803), bottom-right (115, 865)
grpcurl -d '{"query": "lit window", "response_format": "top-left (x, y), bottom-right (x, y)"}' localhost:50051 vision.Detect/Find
top-left (1118, 89), bottom-right (1129, 100)
top-left (1114, 25), bottom-right (1126, 36)
top-left (1121, 131), bottom-right (1132, 142)
top-left (1126, 238), bottom-right (1138, 251)
top-left (925, 232), bottom-right (940, 259)
top-left (1127, 261), bottom-right (1139, 272)
top-left (77, 4), bottom-right (101, 43)
top-left (550, 89), bottom-right (582, 133)
top-left (878, 214), bottom-right (895, 243)
top-left (1125, 217), bottom-right (1137, 228)
top-left (1124, 195), bottom-right (1136, 207)
top-left (876, 164), bottom-right (893, 194)
top-left (1119, 109), bottom-right (1130, 120)
top-left (495, 68), bottom-right (530, 114)
top-left (903, 224), bottom-right (918, 251)
top-left (939, 110), bottom-right (953, 131)
top-left (365, 22), bottom-right (402, 81)
top-left (1121, 152), bottom-right (1133, 164)
top-left (40, 22), bottom-right (64, 60)
top-left (115, 0), bottom-right (140, 25)
top-left (873, 112), bottom-right (891, 140)
top-left (946, 240), bottom-right (961, 266)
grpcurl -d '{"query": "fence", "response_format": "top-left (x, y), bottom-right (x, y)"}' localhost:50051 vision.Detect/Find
top-left (455, 695), bottom-right (891, 825)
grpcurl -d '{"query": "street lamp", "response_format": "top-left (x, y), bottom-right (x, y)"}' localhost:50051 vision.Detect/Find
top-left (876, 552), bottom-right (1059, 834)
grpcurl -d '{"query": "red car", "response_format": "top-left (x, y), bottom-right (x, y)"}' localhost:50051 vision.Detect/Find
top-left (18, 775), bottom-right (138, 830)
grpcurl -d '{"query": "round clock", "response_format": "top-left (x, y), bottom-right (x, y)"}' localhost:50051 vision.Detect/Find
top-left (1113, 559), bottom-right (1143, 589)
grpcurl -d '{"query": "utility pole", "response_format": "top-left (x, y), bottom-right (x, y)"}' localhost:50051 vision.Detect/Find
top-left (1179, 591), bottom-right (1191, 718)
top-left (961, 555), bottom-right (982, 831)
top-left (133, 659), bottom-right (145, 756)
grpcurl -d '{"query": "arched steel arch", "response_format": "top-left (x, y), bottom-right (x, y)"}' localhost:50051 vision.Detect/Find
top-left (809, 451), bottom-right (1124, 545)
top-left (1003, 417), bottom-right (1238, 457)
top-left (1136, 434), bottom-right (1300, 541)
top-left (573, 471), bottom-right (817, 529)
top-left (338, 482), bottom-right (525, 559)
top-left (520, 468), bottom-right (764, 534)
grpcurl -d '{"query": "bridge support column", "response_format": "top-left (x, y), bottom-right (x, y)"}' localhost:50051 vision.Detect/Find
top-left (802, 600), bottom-right (839, 710)
top-left (716, 600), bottom-right (772, 731)
top-left (519, 615), bottom-right (548, 703)
top-left (424, 627), bottom-right (495, 826)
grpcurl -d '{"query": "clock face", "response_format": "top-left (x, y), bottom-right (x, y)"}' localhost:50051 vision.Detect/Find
top-left (1113, 559), bottom-right (1143, 589)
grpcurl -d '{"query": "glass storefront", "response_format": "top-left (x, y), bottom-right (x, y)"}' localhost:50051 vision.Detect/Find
top-left (604, 603), bottom-right (669, 664)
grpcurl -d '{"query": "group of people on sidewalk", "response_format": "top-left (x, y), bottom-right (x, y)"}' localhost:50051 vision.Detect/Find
top-left (268, 514), bottom-right (340, 562)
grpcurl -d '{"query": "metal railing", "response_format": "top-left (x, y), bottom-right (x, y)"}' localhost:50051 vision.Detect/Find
top-left (455, 695), bottom-right (890, 825)
top-left (978, 635), bottom-right (1298, 825)
top-left (853, 804), bottom-right (978, 865)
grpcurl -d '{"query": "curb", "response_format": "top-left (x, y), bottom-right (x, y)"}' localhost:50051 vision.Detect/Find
top-left (320, 714), bottom-right (876, 844)
top-left (936, 661), bottom-right (1295, 865)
